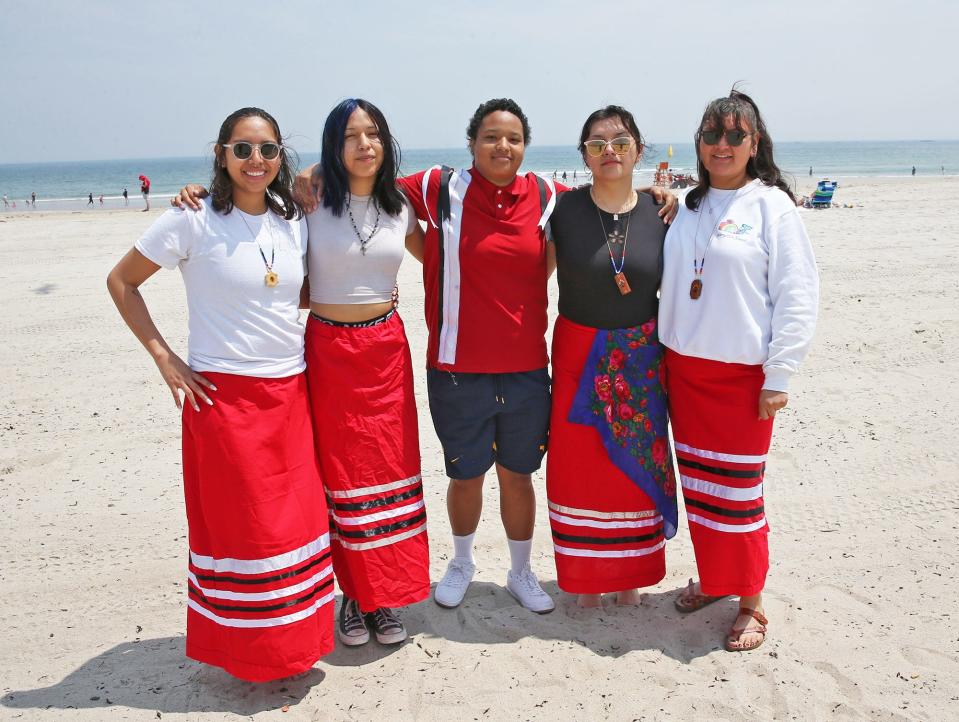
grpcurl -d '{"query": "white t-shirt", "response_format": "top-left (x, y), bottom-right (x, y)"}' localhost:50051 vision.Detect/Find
top-left (135, 197), bottom-right (308, 378)
top-left (658, 180), bottom-right (819, 392)
top-left (306, 194), bottom-right (416, 304)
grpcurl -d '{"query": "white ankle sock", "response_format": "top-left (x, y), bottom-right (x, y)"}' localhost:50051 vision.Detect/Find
top-left (452, 533), bottom-right (475, 564)
top-left (507, 537), bottom-right (532, 575)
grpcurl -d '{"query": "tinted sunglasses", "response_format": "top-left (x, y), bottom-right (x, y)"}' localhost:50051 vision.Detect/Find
top-left (583, 136), bottom-right (634, 157)
top-left (222, 142), bottom-right (283, 160)
top-left (700, 129), bottom-right (749, 147)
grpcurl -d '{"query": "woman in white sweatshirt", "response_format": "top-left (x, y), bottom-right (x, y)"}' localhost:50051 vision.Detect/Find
top-left (658, 89), bottom-right (819, 652)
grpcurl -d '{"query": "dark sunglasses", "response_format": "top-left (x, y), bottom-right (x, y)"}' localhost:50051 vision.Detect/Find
top-left (222, 141), bottom-right (283, 160)
top-left (700, 129), bottom-right (750, 147)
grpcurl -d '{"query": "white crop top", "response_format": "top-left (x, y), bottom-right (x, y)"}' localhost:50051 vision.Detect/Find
top-left (306, 193), bottom-right (417, 304)
top-left (135, 197), bottom-right (308, 378)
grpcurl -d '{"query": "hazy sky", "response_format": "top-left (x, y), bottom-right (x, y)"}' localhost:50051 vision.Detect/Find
top-left (2, 0), bottom-right (957, 163)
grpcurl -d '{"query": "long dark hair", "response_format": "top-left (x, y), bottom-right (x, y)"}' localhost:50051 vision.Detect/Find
top-left (686, 88), bottom-right (794, 210)
top-left (320, 98), bottom-right (404, 217)
top-left (209, 107), bottom-right (300, 220)
top-left (578, 104), bottom-right (645, 163)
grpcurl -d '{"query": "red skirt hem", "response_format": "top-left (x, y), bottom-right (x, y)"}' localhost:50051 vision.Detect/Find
top-left (186, 637), bottom-right (333, 683)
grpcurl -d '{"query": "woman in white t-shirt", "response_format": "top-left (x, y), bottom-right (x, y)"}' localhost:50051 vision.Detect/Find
top-left (658, 89), bottom-right (819, 652)
top-left (106, 107), bottom-right (334, 682)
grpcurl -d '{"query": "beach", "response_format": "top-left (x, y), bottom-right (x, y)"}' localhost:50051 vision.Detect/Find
top-left (1, 175), bottom-right (957, 720)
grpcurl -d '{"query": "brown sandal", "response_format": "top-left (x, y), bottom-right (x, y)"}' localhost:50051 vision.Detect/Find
top-left (724, 607), bottom-right (768, 652)
top-left (674, 578), bottom-right (724, 614)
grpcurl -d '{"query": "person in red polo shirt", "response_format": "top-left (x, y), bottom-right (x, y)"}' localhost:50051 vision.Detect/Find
top-left (398, 99), bottom-right (558, 613)
top-left (395, 100), bottom-right (673, 613)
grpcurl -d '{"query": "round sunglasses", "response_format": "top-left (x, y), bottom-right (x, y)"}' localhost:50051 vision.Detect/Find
top-left (699, 129), bottom-right (750, 147)
top-left (222, 141), bottom-right (283, 161)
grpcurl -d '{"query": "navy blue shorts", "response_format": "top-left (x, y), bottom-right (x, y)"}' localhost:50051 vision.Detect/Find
top-left (426, 367), bottom-right (551, 480)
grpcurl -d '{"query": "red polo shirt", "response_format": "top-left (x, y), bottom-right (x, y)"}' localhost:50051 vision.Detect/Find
top-left (399, 167), bottom-right (562, 373)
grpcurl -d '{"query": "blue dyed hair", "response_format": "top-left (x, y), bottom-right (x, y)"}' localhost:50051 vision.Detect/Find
top-left (320, 98), bottom-right (404, 217)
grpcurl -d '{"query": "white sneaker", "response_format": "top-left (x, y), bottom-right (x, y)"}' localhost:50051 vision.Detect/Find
top-left (434, 558), bottom-right (476, 608)
top-left (506, 563), bottom-right (555, 614)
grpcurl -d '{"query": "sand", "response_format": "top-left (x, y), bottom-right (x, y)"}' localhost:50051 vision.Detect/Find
top-left (1, 176), bottom-right (957, 721)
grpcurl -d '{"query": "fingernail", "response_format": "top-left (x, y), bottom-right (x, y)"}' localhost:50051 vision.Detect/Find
top-left (210, 385), bottom-right (217, 391)
top-left (205, 398), bottom-right (213, 405)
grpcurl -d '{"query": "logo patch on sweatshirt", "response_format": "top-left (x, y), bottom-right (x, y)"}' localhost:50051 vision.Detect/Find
top-left (717, 219), bottom-right (753, 236)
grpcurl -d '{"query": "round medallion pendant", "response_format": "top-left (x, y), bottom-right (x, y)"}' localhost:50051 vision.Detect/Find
top-left (265, 271), bottom-right (279, 287)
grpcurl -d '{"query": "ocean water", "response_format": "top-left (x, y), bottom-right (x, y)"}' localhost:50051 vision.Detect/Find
top-left (1, 140), bottom-right (957, 211)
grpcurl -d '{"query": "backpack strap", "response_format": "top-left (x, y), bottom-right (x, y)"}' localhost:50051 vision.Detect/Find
top-left (437, 165), bottom-right (454, 226)
top-left (535, 175), bottom-right (557, 229)
top-left (422, 164), bottom-right (455, 230)
top-left (433, 166), bottom-right (455, 363)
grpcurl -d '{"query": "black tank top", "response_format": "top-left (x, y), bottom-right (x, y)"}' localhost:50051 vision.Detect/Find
top-left (550, 186), bottom-right (666, 329)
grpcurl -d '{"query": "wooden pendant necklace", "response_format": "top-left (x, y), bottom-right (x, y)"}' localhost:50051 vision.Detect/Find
top-left (690, 182), bottom-right (756, 300)
top-left (239, 209), bottom-right (279, 287)
top-left (592, 192), bottom-right (633, 295)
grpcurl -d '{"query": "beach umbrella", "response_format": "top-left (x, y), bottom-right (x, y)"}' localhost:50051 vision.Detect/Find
top-left (138, 174), bottom-right (149, 181)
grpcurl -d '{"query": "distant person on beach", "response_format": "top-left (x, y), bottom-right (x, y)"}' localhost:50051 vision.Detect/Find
top-left (139, 175), bottom-right (151, 211)
top-left (87, 193), bottom-right (94, 206)
top-left (912, 166), bottom-right (916, 176)
top-left (31, 191), bottom-right (36, 207)
top-left (99, 194), bottom-right (104, 206)
top-left (2, 194), bottom-right (8, 208)
top-left (659, 88), bottom-right (819, 652)
top-left (545, 105), bottom-right (676, 608)
top-left (809, 166), bottom-right (812, 176)
top-left (562, 170), bottom-right (567, 182)
top-left (107, 107), bottom-right (333, 682)
top-left (123, 188), bottom-right (129, 205)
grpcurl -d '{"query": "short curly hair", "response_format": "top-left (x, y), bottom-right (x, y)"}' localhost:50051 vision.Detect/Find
top-left (466, 98), bottom-right (531, 145)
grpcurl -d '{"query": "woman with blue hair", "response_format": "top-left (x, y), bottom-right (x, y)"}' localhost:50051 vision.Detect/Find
top-left (302, 98), bottom-right (429, 648)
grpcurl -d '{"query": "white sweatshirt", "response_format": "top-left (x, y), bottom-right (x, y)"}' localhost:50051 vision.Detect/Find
top-left (658, 179), bottom-right (819, 392)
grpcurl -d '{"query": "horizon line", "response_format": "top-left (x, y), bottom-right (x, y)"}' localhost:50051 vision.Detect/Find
top-left (2, 138), bottom-right (959, 168)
